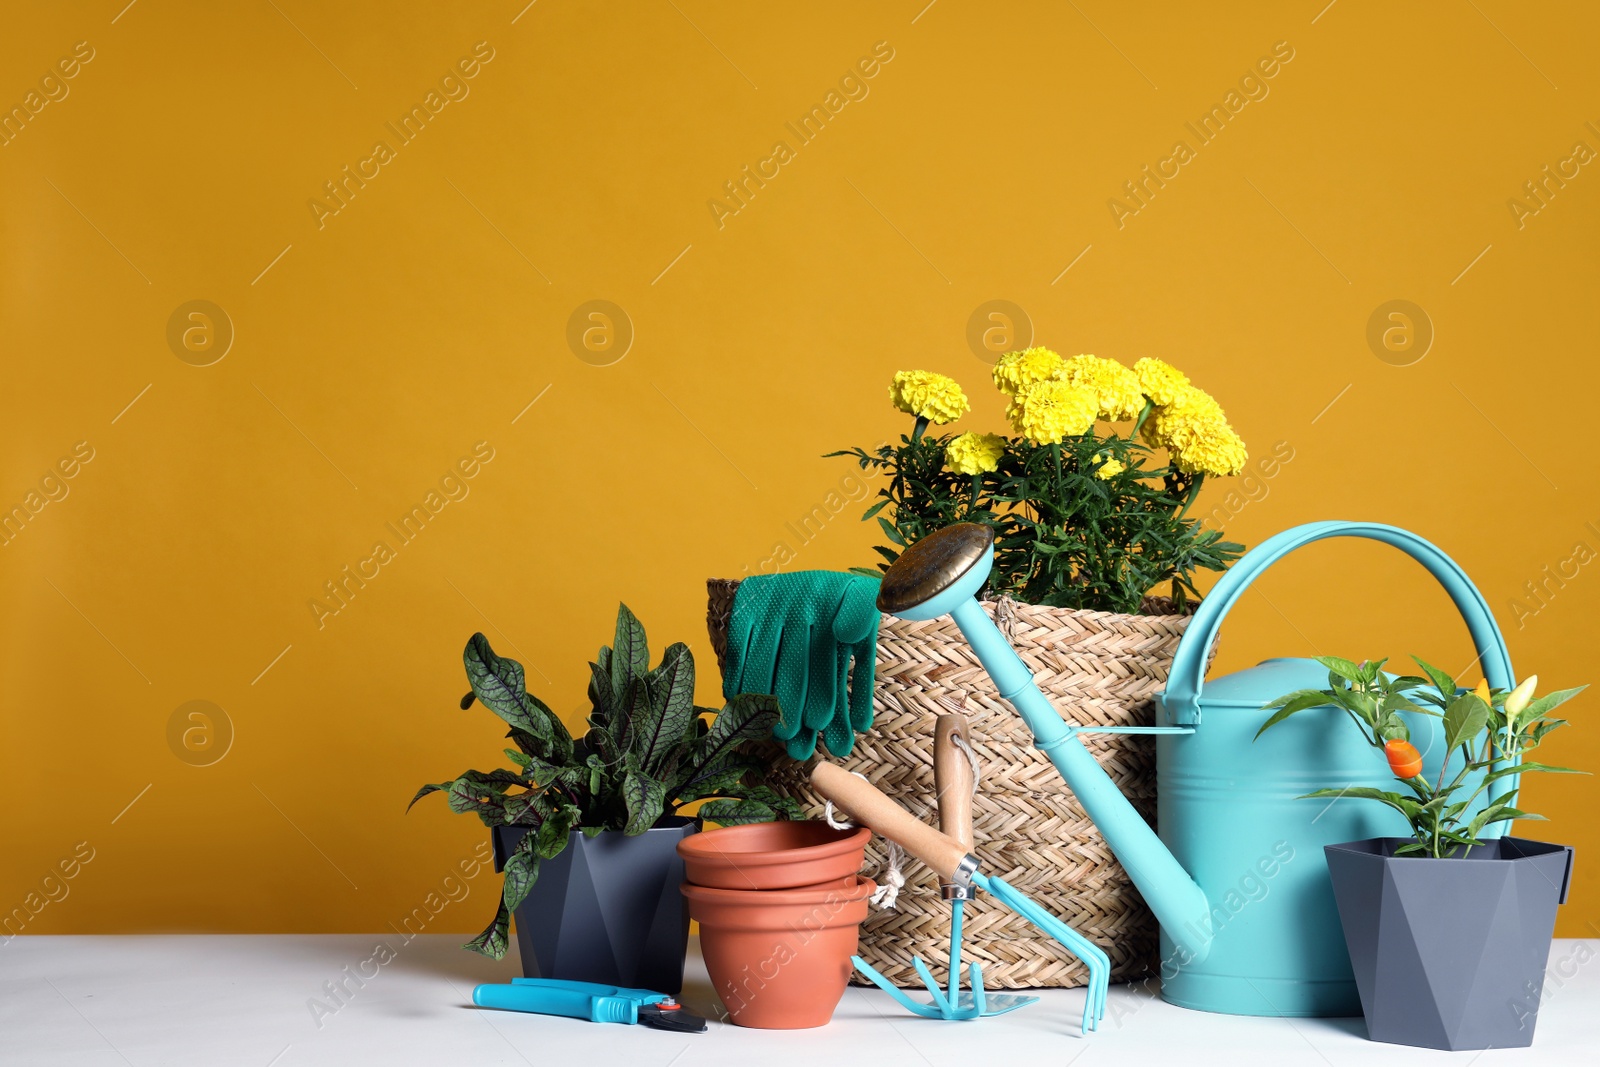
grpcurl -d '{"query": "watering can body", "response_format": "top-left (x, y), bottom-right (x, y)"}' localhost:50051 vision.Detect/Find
top-left (1153, 521), bottom-right (1514, 1017)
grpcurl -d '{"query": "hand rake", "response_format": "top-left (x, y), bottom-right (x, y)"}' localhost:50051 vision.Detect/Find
top-left (813, 761), bottom-right (1108, 1033)
top-left (849, 713), bottom-right (1039, 1020)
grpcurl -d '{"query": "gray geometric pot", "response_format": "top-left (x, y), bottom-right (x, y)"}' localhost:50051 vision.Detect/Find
top-left (492, 816), bottom-right (698, 993)
top-left (1325, 836), bottom-right (1574, 1051)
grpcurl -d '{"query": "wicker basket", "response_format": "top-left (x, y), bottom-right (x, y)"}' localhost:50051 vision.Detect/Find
top-left (706, 577), bottom-right (1213, 990)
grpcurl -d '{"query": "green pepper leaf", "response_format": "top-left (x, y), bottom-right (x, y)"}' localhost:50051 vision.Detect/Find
top-left (1316, 656), bottom-right (1364, 683)
top-left (1255, 691), bottom-right (1332, 739)
top-left (1480, 761), bottom-right (1586, 785)
top-left (1377, 716), bottom-right (1410, 742)
top-left (1515, 686), bottom-right (1588, 732)
top-left (1442, 693), bottom-right (1490, 753)
top-left (1411, 656), bottom-right (1459, 700)
top-left (1299, 786), bottom-right (1421, 823)
top-left (1464, 798), bottom-right (1515, 839)
top-left (1530, 718), bottom-right (1569, 744)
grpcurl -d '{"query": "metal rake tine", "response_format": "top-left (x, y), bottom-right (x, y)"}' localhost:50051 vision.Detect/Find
top-left (1077, 950), bottom-right (1104, 1033)
top-left (911, 954), bottom-right (955, 1016)
top-left (1078, 942), bottom-right (1108, 1031)
top-left (852, 955), bottom-right (947, 1019)
top-left (979, 872), bottom-right (1108, 1033)
top-left (1092, 948), bottom-right (1110, 1029)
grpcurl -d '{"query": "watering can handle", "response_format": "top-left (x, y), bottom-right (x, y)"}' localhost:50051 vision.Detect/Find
top-left (1164, 520), bottom-right (1515, 726)
top-left (812, 763), bottom-right (970, 882)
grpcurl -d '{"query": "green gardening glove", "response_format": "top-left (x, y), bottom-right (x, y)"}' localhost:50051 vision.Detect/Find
top-left (722, 571), bottom-right (881, 760)
top-left (821, 578), bottom-right (879, 758)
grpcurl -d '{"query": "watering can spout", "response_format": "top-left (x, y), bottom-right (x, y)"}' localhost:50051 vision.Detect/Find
top-left (876, 524), bottom-right (1215, 965)
top-left (957, 620), bottom-right (1215, 965)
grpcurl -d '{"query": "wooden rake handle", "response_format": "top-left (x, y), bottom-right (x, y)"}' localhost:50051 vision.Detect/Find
top-left (810, 762), bottom-right (969, 882)
top-left (933, 712), bottom-right (974, 851)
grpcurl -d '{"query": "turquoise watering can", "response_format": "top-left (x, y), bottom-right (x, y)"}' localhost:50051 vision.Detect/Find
top-left (1154, 520), bottom-right (1513, 1016)
top-left (873, 520), bottom-right (1514, 1019)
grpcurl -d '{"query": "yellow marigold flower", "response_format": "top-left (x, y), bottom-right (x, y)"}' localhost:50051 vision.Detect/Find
top-left (1010, 380), bottom-right (1098, 445)
top-left (1147, 385), bottom-right (1248, 477)
top-left (1059, 355), bottom-right (1144, 422)
top-left (992, 347), bottom-right (1064, 397)
top-left (889, 370), bottom-right (970, 424)
top-left (945, 431), bottom-right (1006, 475)
top-left (1134, 358), bottom-right (1190, 406)
top-left (1173, 422), bottom-right (1248, 477)
top-left (1139, 414), bottom-right (1168, 450)
top-left (1095, 455), bottom-right (1126, 480)
top-left (1147, 385), bottom-right (1226, 450)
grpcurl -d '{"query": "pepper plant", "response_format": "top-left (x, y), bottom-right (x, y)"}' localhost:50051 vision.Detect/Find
top-left (410, 603), bottom-right (800, 958)
top-left (1258, 656), bottom-right (1585, 858)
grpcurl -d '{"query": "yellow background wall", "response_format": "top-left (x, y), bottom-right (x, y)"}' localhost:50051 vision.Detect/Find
top-left (3, 1), bottom-right (1596, 940)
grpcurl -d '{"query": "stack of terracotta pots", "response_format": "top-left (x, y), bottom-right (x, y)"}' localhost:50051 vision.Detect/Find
top-left (678, 821), bottom-right (875, 1028)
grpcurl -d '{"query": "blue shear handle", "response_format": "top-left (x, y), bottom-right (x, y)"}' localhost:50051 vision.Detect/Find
top-left (474, 978), bottom-right (663, 1023)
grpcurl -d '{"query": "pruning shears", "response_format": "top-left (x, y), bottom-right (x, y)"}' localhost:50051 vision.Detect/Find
top-left (471, 978), bottom-right (709, 1033)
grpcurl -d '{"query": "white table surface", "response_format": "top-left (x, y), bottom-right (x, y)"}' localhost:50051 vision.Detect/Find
top-left (1, 935), bottom-right (1594, 1065)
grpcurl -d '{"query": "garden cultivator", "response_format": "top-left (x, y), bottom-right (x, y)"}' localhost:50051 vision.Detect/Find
top-left (812, 762), bottom-right (1108, 1032)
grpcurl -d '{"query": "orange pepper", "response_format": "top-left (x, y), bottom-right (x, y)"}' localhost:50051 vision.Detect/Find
top-left (1384, 739), bottom-right (1423, 779)
top-left (1473, 678), bottom-right (1491, 704)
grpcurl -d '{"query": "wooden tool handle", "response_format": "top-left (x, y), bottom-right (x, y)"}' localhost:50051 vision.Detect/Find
top-left (810, 763), bottom-right (969, 881)
top-left (934, 713), bottom-right (975, 851)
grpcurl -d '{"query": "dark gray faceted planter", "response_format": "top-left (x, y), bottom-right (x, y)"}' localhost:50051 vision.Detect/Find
top-left (492, 816), bottom-right (698, 994)
top-left (1325, 836), bottom-right (1574, 1051)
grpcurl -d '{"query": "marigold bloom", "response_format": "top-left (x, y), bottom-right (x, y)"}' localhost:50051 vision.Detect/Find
top-left (1010, 380), bottom-right (1097, 445)
top-left (1095, 455), bottom-right (1127, 480)
top-left (1059, 355), bottom-right (1144, 422)
top-left (1133, 357), bottom-right (1191, 406)
top-left (890, 370), bottom-right (970, 424)
top-left (945, 431), bottom-right (1005, 475)
top-left (992, 347), bottom-right (1065, 397)
top-left (1148, 386), bottom-right (1247, 476)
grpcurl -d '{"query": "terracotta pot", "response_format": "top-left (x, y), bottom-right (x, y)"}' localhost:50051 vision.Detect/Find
top-left (678, 820), bottom-right (870, 891)
top-left (683, 874), bottom-right (877, 1029)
